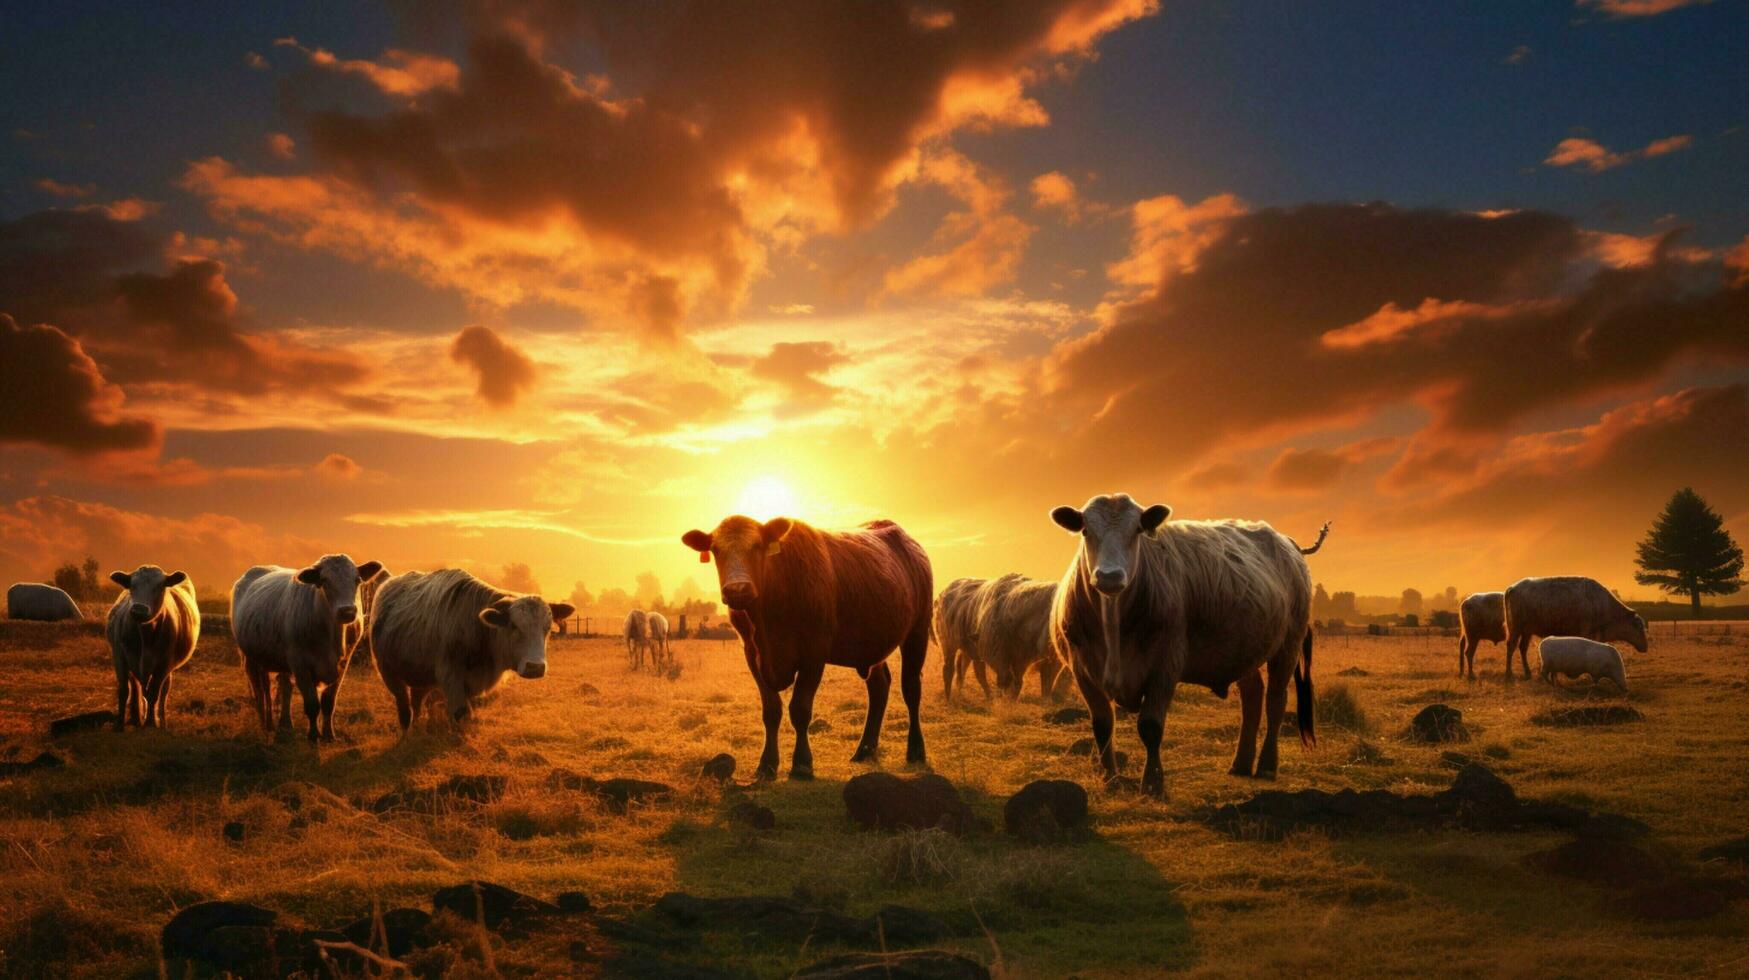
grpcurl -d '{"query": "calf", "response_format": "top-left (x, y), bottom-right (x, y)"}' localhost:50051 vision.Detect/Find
top-left (1049, 495), bottom-right (1324, 796)
top-left (370, 568), bottom-right (572, 731)
top-left (1457, 591), bottom-right (1505, 680)
top-left (683, 515), bottom-right (933, 780)
top-left (231, 555), bottom-right (384, 741)
top-left (1538, 636), bottom-right (1628, 691)
top-left (1503, 576), bottom-right (1647, 680)
top-left (106, 565), bottom-right (200, 730)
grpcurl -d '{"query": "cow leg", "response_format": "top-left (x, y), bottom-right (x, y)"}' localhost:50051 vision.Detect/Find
top-left (1229, 669), bottom-right (1264, 777)
top-left (901, 625), bottom-right (927, 764)
top-left (1456, 636), bottom-right (1469, 678)
top-left (245, 666), bottom-right (269, 731)
top-left (1519, 635), bottom-right (1534, 679)
top-left (853, 662), bottom-right (891, 763)
top-left (1071, 663), bottom-right (1119, 782)
top-left (113, 663), bottom-right (131, 732)
top-left (294, 668), bottom-right (322, 742)
top-left (788, 661), bottom-right (825, 780)
top-left (141, 666), bottom-right (167, 729)
top-left (1502, 633), bottom-right (1520, 681)
top-left (1255, 656), bottom-right (1295, 779)
top-left (154, 671), bottom-right (173, 728)
top-left (972, 660), bottom-right (992, 701)
top-left (940, 644), bottom-right (957, 703)
top-left (318, 678), bottom-right (340, 742)
top-left (389, 681), bottom-right (413, 733)
top-left (277, 673), bottom-right (294, 727)
top-left (1039, 660), bottom-right (1063, 702)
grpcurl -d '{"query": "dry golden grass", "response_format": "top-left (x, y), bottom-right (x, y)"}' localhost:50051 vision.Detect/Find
top-left (1, 620), bottom-right (1747, 977)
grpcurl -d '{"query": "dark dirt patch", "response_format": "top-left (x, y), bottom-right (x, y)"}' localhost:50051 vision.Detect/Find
top-left (1043, 707), bottom-right (1089, 725)
top-left (1004, 779), bottom-right (1088, 842)
top-left (1407, 704), bottom-right (1469, 743)
top-left (843, 772), bottom-right (974, 834)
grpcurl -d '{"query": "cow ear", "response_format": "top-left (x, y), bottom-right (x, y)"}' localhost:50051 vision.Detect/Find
top-left (548, 602), bottom-right (575, 621)
top-left (681, 530), bottom-right (712, 557)
top-left (164, 571), bottom-right (187, 587)
top-left (1050, 506), bottom-right (1083, 533)
top-left (109, 571), bottom-right (131, 588)
top-left (357, 560), bottom-right (384, 581)
top-left (760, 517), bottom-right (792, 544)
top-left (478, 606), bottom-right (509, 628)
top-left (1141, 504), bottom-right (1171, 533)
top-left (296, 566), bottom-right (322, 585)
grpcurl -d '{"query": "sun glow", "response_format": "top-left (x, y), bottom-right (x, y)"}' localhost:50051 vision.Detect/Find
top-left (736, 476), bottom-right (800, 520)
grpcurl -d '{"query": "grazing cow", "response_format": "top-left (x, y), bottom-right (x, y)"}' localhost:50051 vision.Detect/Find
top-left (974, 575), bottom-right (1062, 700)
top-left (1538, 637), bottom-right (1629, 691)
top-left (106, 566), bottom-right (200, 731)
top-left (1457, 592), bottom-right (1506, 680)
top-left (624, 609), bottom-right (649, 669)
top-left (933, 577), bottom-right (990, 702)
top-left (648, 612), bottom-right (671, 669)
top-left (6, 582), bottom-right (82, 621)
top-left (682, 515), bottom-right (933, 780)
top-left (1049, 495), bottom-right (1325, 796)
top-left (370, 569), bottom-right (573, 731)
top-left (1502, 576), bottom-right (1647, 679)
top-left (231, 555), bottom-right (384, 742)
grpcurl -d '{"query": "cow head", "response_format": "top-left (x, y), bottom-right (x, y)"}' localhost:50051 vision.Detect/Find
top-left (478, 595), bottom-right (575, 679)
top-left (683, 515), bottom-right (791, 611)
top-left (1608, 612), bottom-right (1649, 653)
top-left (294, 554), bottom-right (385, 625)
top-left (1050, 494), bottom-right (1170, 597)
top-left (110, 565), bottom-right (187, 622)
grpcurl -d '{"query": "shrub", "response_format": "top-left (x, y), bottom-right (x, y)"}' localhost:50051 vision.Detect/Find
top-left (1316, 681), bottom-right (1369, 732)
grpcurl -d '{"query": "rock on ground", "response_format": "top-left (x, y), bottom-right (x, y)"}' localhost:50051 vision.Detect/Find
top-left (431, 881), bottom-right (559, 930)
top-left (1004, 779), bottom-right (1088, 841)
top-left (842, 772), bottom-right (974, 834)
top-left (1531, 705), bottom-right (1644, 727)
top-left (1408, 704), bottom-right (1469, 743)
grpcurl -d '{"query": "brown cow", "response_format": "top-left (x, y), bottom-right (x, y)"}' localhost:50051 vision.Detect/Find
top-left (1049, 495), bottom-right (1322, 797)
top-left (106, 565), bottom-right (200, 731)
top-left (1502, 576), bottom-right (1647, 679)
top-left (682, 515), bottom-right (933, 780)
top-left (1456, 591), bottom-right (1505, 680)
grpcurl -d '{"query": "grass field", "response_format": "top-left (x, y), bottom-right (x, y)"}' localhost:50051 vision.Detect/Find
top-left (2, 621), bottom-right (1747, 977)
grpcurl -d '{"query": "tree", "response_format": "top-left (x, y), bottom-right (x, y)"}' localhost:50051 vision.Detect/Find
top-left (635, 571), bottom-right (664, 608)
top-left (1635, 487), bottom-right (1745, 618)
top-left (52, 563), bottom-right (85, 600)
top-left (568, 581), bottom-right (595, 612)
top-left (1331, 591), bottom-right (1357, 618)
top-left (81, 557), bottom-right (100, 599)
top-left (1312, 583), bottom-right (1331, 617)
top-left (1400, 588), bottom-right (1423, 616)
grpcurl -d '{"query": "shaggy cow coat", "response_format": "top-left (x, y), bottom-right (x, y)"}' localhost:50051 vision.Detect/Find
top-left (106, 566), bottom-right (200, 730)
top-left (624, 609), bottom-right (649, 669)
top-left (1050, 495), bottom-right (1321, 796)
top-left (1538, 636), bottom-right (1629, 691)
top-left (370, 569), bottom-right (573, 731)
top-left (683, 515), bottom-right (933, 781)
top-left (975, 575), bottom-right (1062, 700)
top-left (933, 577), bottom-right (990, 701)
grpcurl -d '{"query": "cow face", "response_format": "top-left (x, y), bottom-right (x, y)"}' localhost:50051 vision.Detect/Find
top-left (1609, 612), bottom-right (1649, 653)
top-left (295, 554), bottom-right (385, 625)
top-left (683, 515), bottom-right (790, 611)
top-left (110, 565), bottom-right (187, 621)
top-left (478, 595), bottom-right (574, 679)
top-left (1050, 494), bottom-right (1170, 597)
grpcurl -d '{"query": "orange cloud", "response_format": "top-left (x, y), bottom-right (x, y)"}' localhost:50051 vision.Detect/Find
top-left (35, 178), bottom-right (95, 199)
top-left (1576, 0), bottom-right (1713, 19)
top-left (1545, 134), bottom-right (1693, 172)
top-left (275, 38), bottom-right (461, 95)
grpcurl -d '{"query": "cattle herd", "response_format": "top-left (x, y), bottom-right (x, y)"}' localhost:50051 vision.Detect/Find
top-left (11, 493), bottom-right (1652, 799)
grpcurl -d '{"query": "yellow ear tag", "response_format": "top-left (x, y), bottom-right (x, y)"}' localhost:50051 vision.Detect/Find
top-left (766, 540), bottom-right (783, 557)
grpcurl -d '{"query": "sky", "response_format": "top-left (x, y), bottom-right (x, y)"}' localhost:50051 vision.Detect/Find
top-left (2, 0), bottom-right (1746, 608)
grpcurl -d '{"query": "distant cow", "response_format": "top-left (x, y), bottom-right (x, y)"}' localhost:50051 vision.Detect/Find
top-left (1502, 576), bottom-right (1647, 679)
top-left (232, 555), bottom-right (384, 742)
top-left (1457, 592), bottom-right (1506, 679)
top-left (624, 609), bottom-right (649, 669)
top-left (1049, 495), bottom-right (1325, 796)
top-left (6, 582), bottom-right (82, 621)
top-left (933, 577), bottom-right (990, 702)
top-left (106, 565), bottom-right (200, 730)
top-left (975, 575), bottom-right (1062, 700)
top-left (370, 569), bottom-right (573, 731)
top-left (1538, 637), bottom-right (1628, 691)
top-left (683, 515), bottom-right (933, 780)
top-left (648, 612), bottom-right (670, 669)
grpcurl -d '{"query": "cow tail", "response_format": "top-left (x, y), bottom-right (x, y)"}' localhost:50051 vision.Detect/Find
top-left (1298, 521), bottom-right (1332, 555)
top-left (1295, 628), bottom-right (1316, 748)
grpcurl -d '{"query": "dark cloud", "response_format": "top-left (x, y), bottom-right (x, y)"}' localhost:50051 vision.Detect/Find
top-left (0, 314), bottom-right (159, 454)
top-left (1047, 203), bottom-right (1749, 480)
top-left (749, 341), bottom-right (848, 413)
top-left (450, 325), bottom-right (537, 407)
top-left (1264, 437), bottom-right (1397, 492)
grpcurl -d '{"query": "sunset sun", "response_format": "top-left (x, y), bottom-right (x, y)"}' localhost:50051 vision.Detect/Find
top-left (736, 476), bottom-right (799, 521)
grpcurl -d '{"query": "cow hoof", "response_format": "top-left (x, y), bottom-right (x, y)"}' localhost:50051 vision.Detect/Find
top-left (1254, 768), bottom-right (1277, 781)
top-left (850, 745), bottom-right (876, 763)
top-left (1227, 763), bottom-right (1254, 778)
top-left (788, 765), bottom-right (814, 781)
